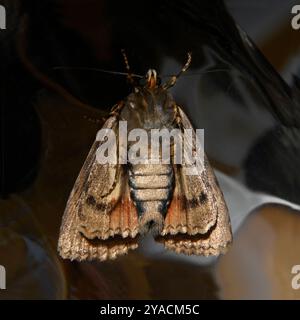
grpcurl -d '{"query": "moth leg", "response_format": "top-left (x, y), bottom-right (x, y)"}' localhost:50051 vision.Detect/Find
top-left (83, 115), bottom-right (106, 124)
top-left (109, 101), bottom-right (125, 117)
top-left (82, 102), bottom-right (125, 125)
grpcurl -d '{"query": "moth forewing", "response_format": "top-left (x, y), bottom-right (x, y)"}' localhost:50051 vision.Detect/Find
top-left (156, 106), bottom-right (232, 256)
top-left (58, 112), bottom-right (140, 261)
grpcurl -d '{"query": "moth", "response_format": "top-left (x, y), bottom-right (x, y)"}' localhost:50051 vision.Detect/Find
top-left (58, 52), bottom-right (232, 261)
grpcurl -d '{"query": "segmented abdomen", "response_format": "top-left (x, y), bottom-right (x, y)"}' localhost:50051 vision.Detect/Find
top-left (128, 164), bottom-right (174, 218)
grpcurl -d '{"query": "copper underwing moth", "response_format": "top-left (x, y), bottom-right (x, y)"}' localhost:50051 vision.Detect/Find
top-left (58, 52), bottom-right (232, 261)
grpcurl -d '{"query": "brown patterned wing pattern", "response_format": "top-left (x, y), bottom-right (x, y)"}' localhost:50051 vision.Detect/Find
top-left (157, 106), bottom-right (232, 256)
top-left (58, 115), bottom-right (139, 261)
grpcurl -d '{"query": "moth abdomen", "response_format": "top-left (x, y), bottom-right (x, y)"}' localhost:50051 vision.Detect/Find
top-left (128, 175), bottom-right (171, 190)
top-left (128, 164), bottom-right (174, 234)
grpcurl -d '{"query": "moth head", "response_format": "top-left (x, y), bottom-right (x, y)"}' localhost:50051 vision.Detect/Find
top-left (121, 49), bottom-right (192, 90)
top-left (141, 69), bottom-right (161, 89)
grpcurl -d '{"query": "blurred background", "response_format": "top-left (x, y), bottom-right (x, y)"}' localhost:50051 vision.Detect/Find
top-left (1, 0), bottom-right (300, 299)
top-left (228, 0), bottom-right (300, 80)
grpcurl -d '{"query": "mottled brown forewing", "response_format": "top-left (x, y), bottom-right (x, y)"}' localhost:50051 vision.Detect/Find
top-left (58, 115), bottom-right (139, 261)
top-left (156, 106), bottom-right (232, 256)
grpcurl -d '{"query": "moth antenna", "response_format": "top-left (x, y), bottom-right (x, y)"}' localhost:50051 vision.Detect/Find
top-left (163, 52), bottom-right (192, 89)
top-left (121, 49), bottom-right (135, 85)
top-left (161, 68), bottom-right (230, 78)
top-left (53, 66), bottom-right (143, 78)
